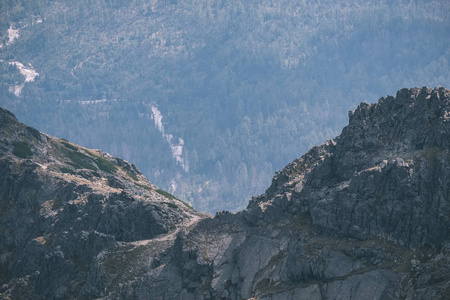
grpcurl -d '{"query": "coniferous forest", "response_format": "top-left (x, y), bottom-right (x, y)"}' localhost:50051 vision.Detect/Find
top-left (1, 0), bottom-right (449, 212)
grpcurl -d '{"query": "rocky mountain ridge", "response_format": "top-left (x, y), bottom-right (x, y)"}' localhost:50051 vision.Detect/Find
top-left (253, 86), bottom-right (450, 250)
top-left (0, 107), bottom-right (207, 299)
top-left (107, 87), bottom-right (450, 299)
top-left (1, 87), bottom-right (450, 299)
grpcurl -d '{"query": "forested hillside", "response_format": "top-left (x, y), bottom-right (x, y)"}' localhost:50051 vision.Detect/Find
top-left (1, 0), bottom-right (449, 212)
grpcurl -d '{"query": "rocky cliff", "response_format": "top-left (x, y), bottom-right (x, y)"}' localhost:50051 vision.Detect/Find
top-left (0, 107), bottom-right (207, 299)
top-left (105, 87), bottom-right (450, 299)
top-left (2, 87), bottom-right (450, 299)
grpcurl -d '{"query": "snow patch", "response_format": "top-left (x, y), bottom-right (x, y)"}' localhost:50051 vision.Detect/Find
top-left (78, 99), bottom-right (108, 105)
top-left (9, 61), bottom-right (39, 82)
top-left (6, 25), bottom-right (19, 45)
top-left (151, 106), bottom-right (164, 133)
top-left (151, 106), bottom-right (188, 172)
top-left (8, 61), bottom-right (39, 96)
top-left (9, 84), bottom-right (25, 97)
top-left (2, 22), bottom-right (42, 96)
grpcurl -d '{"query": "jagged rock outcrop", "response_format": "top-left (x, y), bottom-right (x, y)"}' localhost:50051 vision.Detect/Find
top-left (2, 87), bottom-right (450, 299)
top-left (106, 87), bottom-right (450, 299)
top-left (0, 107), bottom-right (207, 299)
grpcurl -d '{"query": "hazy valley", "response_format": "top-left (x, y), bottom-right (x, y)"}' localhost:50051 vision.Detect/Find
top-left (1, 0), bottom-right (449, 212)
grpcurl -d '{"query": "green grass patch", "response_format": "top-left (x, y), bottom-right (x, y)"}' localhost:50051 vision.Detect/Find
top-left (94, 156), bottom-right (117, 173)
top-left (156, 189), bottom-right (178, 200)
top-left (127, 171), bottom-right (139, 181)
top-left (136, 183), bottom-right (153, 191)
top-left (84, 149), bottom-right (95, 157)
top-left (64, 145), bottom-right (117, 173)
top-left (163, 202), bottom-right (179, 209)
top-left (66, 150), bottom-right (96, 170)
top-left (62, 141), bottom-right (78, 151)
top-left (179, 199), bottom-right (193, 209)
top-left (155, 189), bottom-right (192, 209)
top-left (82, 149), bottom-right (117, 173)
top-left (12, 141), bottom-right (33, 158)
top-left (60, 167), bottom-right (74, 174)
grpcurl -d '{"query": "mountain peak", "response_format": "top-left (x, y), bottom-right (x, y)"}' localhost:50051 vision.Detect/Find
top-left (345, 86), bottom-right (450, 152)
top-left (249, 87), bottom-right (450, 250)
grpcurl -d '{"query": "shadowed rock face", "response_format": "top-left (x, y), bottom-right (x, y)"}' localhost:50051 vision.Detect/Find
top-left (2, 87), bottom-right (450, 299)
top-left (108, 87), bottom-right (450, 299)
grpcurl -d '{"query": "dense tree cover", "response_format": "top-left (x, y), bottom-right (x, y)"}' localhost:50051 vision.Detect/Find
top-left (1, 0), bottom-right (449, 212)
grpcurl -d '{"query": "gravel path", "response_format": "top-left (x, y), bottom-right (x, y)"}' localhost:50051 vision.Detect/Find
top-left (130, 212), bottom-right (204, 246)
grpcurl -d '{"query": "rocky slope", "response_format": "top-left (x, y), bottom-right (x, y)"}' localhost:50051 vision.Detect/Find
top-left (1, 87), bottom-right (450, 299)
top-left (104, 87), bottom-right (450, 299)
top-left (0, 107), bottom-right (207, 299)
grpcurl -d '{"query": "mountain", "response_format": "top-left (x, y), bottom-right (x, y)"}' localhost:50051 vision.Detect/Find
top-left (1, 0), bottom-right (449, 212)
top-left (0, 106), bottom-right (207, 299)
top-left (103, 87), bottom-right (450, 299)
top-left (2, 87), bottom-right (450, 299)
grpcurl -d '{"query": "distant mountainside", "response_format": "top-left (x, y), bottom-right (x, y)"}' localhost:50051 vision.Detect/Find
top-left (2, 87), bottom-right (450, 299)
top-left (1, 0), bottom-right (449, 212)
top-left (0, 106), bottom-right (207, 299)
